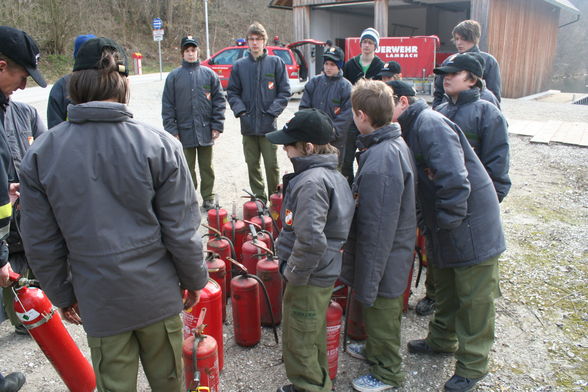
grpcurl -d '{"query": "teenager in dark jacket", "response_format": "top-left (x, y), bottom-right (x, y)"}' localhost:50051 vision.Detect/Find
top-left (342, 79), bottom-right (416, 392)
top-left (433, 20), bottom-right (501, 109)
top-left (267, 109), bottom-right (354, 392)
top-left (299, 46), bottom-right (352, 166)
top-left (227, 22), bottom-right (291, 202)
top-left (0, 25), bottom-right (48, 392)
top-left (162, 35), bottom-right (226, 210)
top-left (434, 53), bottom-right (510, 202)
top-left (391, 80), bottom-right (504, 392)
top-left (341, 27), bottom-right (384, 185)
top-left (47, 34), bottom-right (95, 128)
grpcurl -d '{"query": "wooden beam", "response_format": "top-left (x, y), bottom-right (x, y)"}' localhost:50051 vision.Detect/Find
top-left (293, 5), bottom-right (310, 42)
top-left (471, 0), bottom-right (490, 51)
top-left (374, 0), bottom-right (389, 36)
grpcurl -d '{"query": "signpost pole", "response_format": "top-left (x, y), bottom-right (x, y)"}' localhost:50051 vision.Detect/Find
top-left (204, 0), bottom-right (210, 59)
top-left (158, 40), bottom-right (163, 80)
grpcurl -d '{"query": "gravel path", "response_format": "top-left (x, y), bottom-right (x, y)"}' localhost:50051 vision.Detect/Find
top-left (1, 80), bottom-right (587, 391)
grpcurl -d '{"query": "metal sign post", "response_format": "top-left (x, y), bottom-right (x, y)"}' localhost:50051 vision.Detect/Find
top-left (204, 0), bottom-right (210, 59)
top-left (152, 18), bottom-right (164, 80)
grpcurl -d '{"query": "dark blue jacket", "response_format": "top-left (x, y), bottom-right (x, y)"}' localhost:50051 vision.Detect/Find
top-left (0, 92), bottom-right (14, 261)
top-left (162, 61), bottom-right (226, 148)
top-left (433, 46), bottom-right (501, 108)
top-left (341, 124), bottom-right (417, 305)
top-left (227, 50), bottom-right (291, 136)
top-left (47, 74), bottom-right (70, 129)
top-left (299, 70), bottom-right (353, 151)
top-left (398, 99), bottom-right (505, 268)
top-left (436, 88), bottom-right (511, 202)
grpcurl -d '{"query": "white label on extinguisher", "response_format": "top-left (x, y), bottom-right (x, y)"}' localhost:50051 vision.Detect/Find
top-left (16, 308), bottom-right (41, 322)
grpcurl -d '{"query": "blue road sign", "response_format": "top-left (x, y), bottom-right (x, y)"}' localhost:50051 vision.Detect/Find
top-left (152, 18), bottom-right (163, 29)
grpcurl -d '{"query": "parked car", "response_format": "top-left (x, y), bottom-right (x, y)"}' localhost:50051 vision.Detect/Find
top-left (201, 40), bottom-right (324, 94)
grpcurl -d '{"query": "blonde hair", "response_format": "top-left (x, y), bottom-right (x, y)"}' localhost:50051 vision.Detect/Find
top-left (351, 79), bottom-right (394, 128)
top-left (291, 141), bottom-right (339, 156)
top-left (247, 21), bottom-right (268, 43)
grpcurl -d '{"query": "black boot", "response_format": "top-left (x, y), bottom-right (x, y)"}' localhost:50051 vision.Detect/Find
top-left (0, 372), bottom-right (26, 392)
top-left (415, 296), bottom-right (435, 316)
top-left (444, 374), bottom-right (484, 392)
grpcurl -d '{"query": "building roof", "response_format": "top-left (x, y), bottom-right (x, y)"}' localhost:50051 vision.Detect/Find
top-left (269, 0), bottom-right (581, 15)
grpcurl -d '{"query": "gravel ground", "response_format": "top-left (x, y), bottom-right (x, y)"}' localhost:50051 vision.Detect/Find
top-left (1, 80), bottom-right (587, 391)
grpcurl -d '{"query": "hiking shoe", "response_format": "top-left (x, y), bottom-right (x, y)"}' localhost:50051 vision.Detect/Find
top-left (0, 372), bottom-right (26, 392)
top-left (276, 385), bottom-right (303, 392)
top-left (444, 374), bottom-right (484, 392)
top-left (14, 325), bottom-right (28, 336)
top-left (346, 342), bottom-right (367, 360)
top-left (407, 339), bottom-right (454, 355)
top-left (351, 374), bottom-right (396, 392)
top-left (415, 296), bottom-right (435, 316)
top-left (201, 200), bottom-right (215, 210)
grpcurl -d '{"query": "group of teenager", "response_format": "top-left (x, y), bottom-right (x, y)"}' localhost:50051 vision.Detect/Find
top-left (0, 17), bottom-right (509, 392)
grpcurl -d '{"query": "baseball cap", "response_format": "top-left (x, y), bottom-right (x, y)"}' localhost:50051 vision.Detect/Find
top-left (378, 61), bottom-right (401, 77)
top-left (266, 109), bottom-right (334, 145)
top-left (433, 53), bottom-right (482, 78)
top-left (323, 46), bottom-right (344, 68)
top-left (181, 36), bottom-right (199, 48)
top-left (387, 80), bottom-right (416, 97)
top-left (0, 26), bottom-right (47, 88)
top-left (73, 37), bottom-right (129, 76)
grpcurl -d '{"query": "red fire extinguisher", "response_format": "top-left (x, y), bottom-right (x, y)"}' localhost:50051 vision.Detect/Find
top-left (269, 187), bottom-right (283, 237)
top-left (331, 280), bottom-right (348, 312)
top-left (326, 300), bottom-right (343, 380)
top-left (221, 203), bottom-right (248, 262)
top-left (207, 197), bottom-right (228, 236)
top-left (241, 189), bottom-right (265, 221)
top-left (182, 279), bottom-right (224, 370)
top-left (183, 308), bottom-right (219, 392)
top-left (244, 220), bottom-right (274, 253)
top-left (205, 252), bottom-right (227, 322)
top-left (9, 272), bottom-right (96, 392)
top-left (203, 223), bottom-right (235, 298)
top-left (251, 242), bottom-right (282, 327)
top-left (228, 258), bottom-right (279, 347)
top-left (240, 224), bottom-right (268, 276)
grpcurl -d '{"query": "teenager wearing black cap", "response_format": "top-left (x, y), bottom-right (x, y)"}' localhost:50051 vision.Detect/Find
top-left (19, 37), bottom-right (208, 392)
top-left (299, 46), bottom-right (352, 166)
top-left (0, 24), bottom-right (47, 392)
top-left (434, 53), bottom-right (510, 203)
top-left (377, 61), bottom-right (402, 82)
top-left (391, 79), bottom-right (505, 392)
top-left (162, 35), bottom-right (226, 211)
top-left (266, 109), bottom-right (354, 392)
top-left (432, 19), bottom-right (501, 109)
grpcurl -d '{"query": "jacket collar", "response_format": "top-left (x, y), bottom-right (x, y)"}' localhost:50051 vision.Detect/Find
top-left (0, 91), bottom-right (9, 111)
top-left (247, 49), bottom-right (268, 62)
top-left (181, 60), bottom-right (200, 68)
top-left (291, 154), bottom-right (338, 174)
top-left (446, 88), bottom-right (480, 106)
top-left (466, 45), bottom-right (481, 54)
top-left (397, 99), bottom-right (428, 136)
top-left (357, 123), bottom-right (402, 149)
top-left (67, 101), bottom-right (133, 124)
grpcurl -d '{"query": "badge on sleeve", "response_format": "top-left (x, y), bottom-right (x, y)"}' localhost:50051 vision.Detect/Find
top-left (268, 81), bottom-right (275, 90)
top-left (284, 209), bottom-right (293, 226)
top-left (333, 106), bottom-right (341, 115)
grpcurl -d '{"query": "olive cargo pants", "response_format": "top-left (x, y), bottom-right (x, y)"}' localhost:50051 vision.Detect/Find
top-left (364, 295), bottom-right (405, 387)
top-left (426, 256), bottom-right (501, 379)
top-left (242, 135), bottom-right (279, 202)
top-left (282, 284), bottom-right (333, 392)
top-left (87, 315), bottom-right (184, 392)
top-left (183, 146), bottom-right (215, 202)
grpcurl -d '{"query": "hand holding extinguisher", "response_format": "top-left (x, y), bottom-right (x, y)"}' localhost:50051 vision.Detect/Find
top-left (183, 289), bottom-right (202, 310)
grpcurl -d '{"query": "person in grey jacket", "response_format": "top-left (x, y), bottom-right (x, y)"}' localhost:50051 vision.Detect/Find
top-left (47, 34), bottom-right (95, 128)
top-left (227, 22), bottom-right (290, 202)
top-left (299, 46), bottom-right (352, 166)
top-left (266, 109), bottom-right (354, 392)
top-left (1, 100), bottom-right (46, 335)
top-left (162, 35), bottom-right (225, 210)
top-left (433, 20), bottom-right (500, 109)
top-left (342, 79), bottom-right (416, 392)
top-left (434, 53), bottom-right (510, 202)
top-left (391, 80), bottom-right (505, 392)
top-left (19, 38), bottom-right (208, 392)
